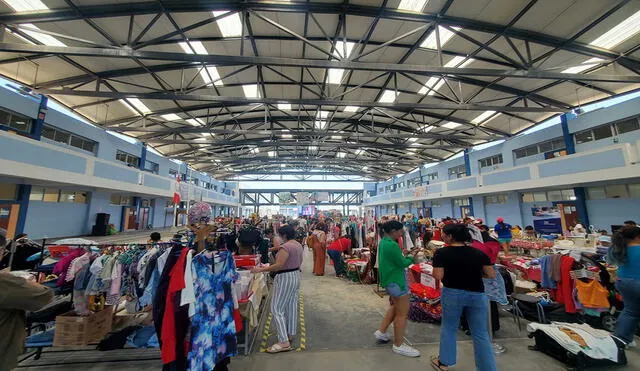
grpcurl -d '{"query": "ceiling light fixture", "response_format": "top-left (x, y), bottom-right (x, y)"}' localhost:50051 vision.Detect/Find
top-left (589, 10), bottom-right (640, 49)
top-left (308, 146), bottom-right (318, 151)
top-left (343, 106), bottom-right (359, 112)
top-left (332, 40), bottom-right (356, 59)
top-left (378, 89), bottom-right (399, 103)
top-left (277, 103), bottom-right (292, 110)
top-left (212, 11), bottom-right (243, 38)
top-left (282, 134), bottom-right (293, 139)
top-left (200, 66), bottom-right (223, 87)
top-left (331, 135), bottom-right (343, 140)
top-left (268, 151), bottom-right (277, 157)
top-left (178, 41), bottom-right (207, 55)
top-left (421, 26), bottom-right (461, 50)
top-left (398, 0), bottom-right (429, 12)
top-left (336, 152), bottom-right (347, 158)
top-left (314, 120), bottom-right (327, 129)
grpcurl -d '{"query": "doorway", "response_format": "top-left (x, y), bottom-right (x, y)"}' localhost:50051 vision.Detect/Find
top-left (556, 202), bottom-right (578, 232)
top-left (0, 204), bottom-right (19, 239)
top-left (460, 206), bottom-right (472, 219)
top-left (122, 207), bottom-right (138, 231)
top-left (138, 207), bottom-right (150, 230)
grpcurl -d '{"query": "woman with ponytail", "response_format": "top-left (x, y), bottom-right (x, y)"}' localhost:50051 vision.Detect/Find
top-left (430, 224), bottom-right (497, 371)
top-left (609, 226), bottom-right (640, 346)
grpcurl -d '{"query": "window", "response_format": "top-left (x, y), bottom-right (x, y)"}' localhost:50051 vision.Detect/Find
top-left (385, 185), bottom-right (392, 192)
top-left (587, 186), bottom-right (606, 200)
top-left (43, 189), bottom-right (60, 202)
top-left (561, 189), bottom-right (576, 200)
top-left (143, 160), bottom-right (159, 174)
top-left (75, 192), bottom-right (88, 204)
top-left (407, 177), bottom-right (421, 188)
top-left (29, 186), bottom-right (44, 201)
top-left (605, 184), bottom-right (628, 199)
top-left (41, 125), bottom-right (98, 153)
top-left (592, 125), bottom-right (613, 141)
top-left (431, 200), bottom-right (441, 207)
top-left (629, 184), bottom-right (640, 198)
top-left (59, 190), bottom-right (75, 203)
top-left (485, 194), bottom-right (508, 204)
top-left (169, 169), bottom-right (178, 177)
top-left (514, 138), bottom-right (565, 159)
top-left (615, 118), bottom-right (640, 135)
top-left (448, 164), bottom-right (466, 179)
top-left (0, 108), bottom-right (33, 133)
top-left (0, 184), bottom-right (17, 200)
top-left (110, 194), bottom-right (134, 206)
top-left (479, 154), bottom-right (503, 169)
top-left (522, 189), bottom-right (575, 202)
top-left (116, 150), bottom-right (140, 167)
top-left (575, 124), bottom-right (616, 144)
top-left (453, 197), bottom-right (470, 206)
top-left (397, 182), bottom-right (405, 189)
top-left (547, 190), bottom-right (563, 201)
top-left (425, 172), bottom-right (438, 181)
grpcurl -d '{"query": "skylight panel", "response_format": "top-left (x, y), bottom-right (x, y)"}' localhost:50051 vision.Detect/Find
top-left (327, 68), bottom-right (345, 84)
top-left (20, 24), bottom-right (66, 47)
top-left (186, 118), bottom-right (205, 126)
top-left (277, 103), bottom-right (292, 110)
top-left (178, 41), bottom-right (208, 55)
top-left (242, 84), bottom-right (261, 98)
top-left (332, 41), bottom-right (356, 59)
top-left (355, 148), bottom-right (365, 155)
top-left (561, 58), bottom-right (604, 74)
top-left (4, 0), bottom-right (47, 12)
top-left (282, 134), bottom-right (293, 139)
top-left (250, 147), bottom-right (260, 154)
top-left (398, 0), bottom-right (428, 12)
top-left (121, 98), bottom-right (151, 115)
top-left (336, 151), bottom-right (347, 158)
top-left (378, 89), bottom-right (398, 103)
top-left (418, 56), bottom-right (473, 95)
top-left (212, 11), bottom-right (243, 37)
top-left (268, 151), bottom-right (277, 157)
top-left (589, 10), bottom-right (640, 49)
top-left (442, 121), bottom-right (461, 129)
top-left (420, 125), bottom-right (434, 132)
top-left (161, 113), bottom-right (181, 121)
top-left (200, 66), bottom-right (223, 87)
top-left (331, 135), bottom-right (343, 140)
top-left (314, 120), bottom-right (327, 129)
top-left (420, 26), bottom-right (461, 50)
top-left (308, 146), bottom-right (318, 151)
top-left (316, 110), bottom-right (330, 119)
top-left (343, 106), bottom-right (359, 112)
top-left (471, 111), bottom-right (499, 124)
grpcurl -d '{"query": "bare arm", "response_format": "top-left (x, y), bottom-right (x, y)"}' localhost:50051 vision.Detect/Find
top-left (482, 265), bottom-right (496, 279)
top-left (432, 267), bottom-right (444, 281)
top-left (254, 249), bottom-right (290, 273)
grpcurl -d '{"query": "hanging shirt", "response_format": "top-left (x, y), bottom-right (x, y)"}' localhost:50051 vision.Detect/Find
top-left (188, 250), bottom-right (239, 371)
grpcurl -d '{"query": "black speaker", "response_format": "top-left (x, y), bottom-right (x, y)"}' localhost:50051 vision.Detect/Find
top-left (96, 213), bottom-right (110, 226)
top-left (92, 224), bottom-right (109, 236)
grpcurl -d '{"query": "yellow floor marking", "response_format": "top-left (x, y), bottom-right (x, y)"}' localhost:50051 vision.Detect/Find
top-left (297, 292), bottom-right (306, 352)
top-left (259, 313), bottom-right (273, 353)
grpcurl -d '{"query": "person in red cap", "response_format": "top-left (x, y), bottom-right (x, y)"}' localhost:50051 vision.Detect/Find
top-left (493, 217), bottom-right (512, 254)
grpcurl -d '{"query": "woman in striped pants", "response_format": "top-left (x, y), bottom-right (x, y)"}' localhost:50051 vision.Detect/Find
top-left (251, 224), bottom-right (303, 353)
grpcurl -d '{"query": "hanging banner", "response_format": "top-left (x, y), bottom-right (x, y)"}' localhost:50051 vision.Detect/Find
top-left (413, 185), bottom-right (427, 198)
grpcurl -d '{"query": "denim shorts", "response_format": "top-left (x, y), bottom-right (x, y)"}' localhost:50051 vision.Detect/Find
top-left (386, 282), bottom-right (409, 297)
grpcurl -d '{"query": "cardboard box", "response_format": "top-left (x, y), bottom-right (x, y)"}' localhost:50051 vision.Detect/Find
top-left (53, 305), bottom-right (113, 347)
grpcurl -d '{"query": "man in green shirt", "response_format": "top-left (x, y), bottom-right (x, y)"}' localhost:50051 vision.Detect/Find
top-left (375, 220), bottom-right (420, 358)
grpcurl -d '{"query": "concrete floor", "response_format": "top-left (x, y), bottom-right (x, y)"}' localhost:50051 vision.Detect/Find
top-left (18, 247), bottom-right (640, 370)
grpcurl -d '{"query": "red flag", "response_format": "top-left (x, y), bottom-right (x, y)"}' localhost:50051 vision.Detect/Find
top-left (173, 176), bottom-right (181, 204)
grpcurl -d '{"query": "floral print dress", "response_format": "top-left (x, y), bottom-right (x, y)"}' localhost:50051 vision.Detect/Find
top-left (188, 250), bottom-right (238, 371)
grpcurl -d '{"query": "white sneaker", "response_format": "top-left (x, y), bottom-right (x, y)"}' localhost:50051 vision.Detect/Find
top-left (374, 330), bottom-right (390, 343)
top-left (392, 343), bottom-right (421, 357)
top-left (626, 340), bottom-right (637, 349)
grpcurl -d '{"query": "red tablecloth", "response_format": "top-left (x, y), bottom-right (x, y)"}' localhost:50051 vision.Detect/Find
top-left (499, 257), bottom-right (542, 282)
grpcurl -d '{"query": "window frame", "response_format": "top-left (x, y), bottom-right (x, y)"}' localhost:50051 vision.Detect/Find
top-left (0, 108), bottom-right (34, 134)
top-left (41, 124), bottom-right (98, 154)
top-left (115, 150), bottom-right (140, 167)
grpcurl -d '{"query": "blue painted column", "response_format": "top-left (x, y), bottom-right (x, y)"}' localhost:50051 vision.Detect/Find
top-left (15, 185), bottom-right (31, 236)
top-left (139, 142), bottom-right (147, 171)
top-left (561, 113), bottom-right (590, 226)
top-left (463, 148), bottom-right (474, 216)
top-left (31, 95), bottom-right (48, 140)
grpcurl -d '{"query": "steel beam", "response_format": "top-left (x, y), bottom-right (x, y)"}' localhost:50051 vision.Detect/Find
top-left (0, 43), bottom-right (636, 83)
top-left (1, 2), bottom-right (638, 71)
top-left (36, 88), bottom-right (563, 112)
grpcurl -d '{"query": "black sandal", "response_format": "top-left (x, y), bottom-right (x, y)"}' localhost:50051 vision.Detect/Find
top-left (430, 355), bottom-right (449, 371)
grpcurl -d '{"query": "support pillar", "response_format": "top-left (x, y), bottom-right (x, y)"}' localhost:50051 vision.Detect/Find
top-left (32, 95), bottom-right (48, 140)
top-left (463, 148), bottom-right (474, 216)
top-left (561, 113), bottom-right (589, 226)
top-left (139, 142), bottom-right (147, 171)
top-left (15, 185), bottom-right (31, 236)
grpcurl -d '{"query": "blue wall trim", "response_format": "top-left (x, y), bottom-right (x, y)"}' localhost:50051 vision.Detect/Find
top-left (0, 135), bottom-right (87, 173)
top-left (561, 113), bottom-right (576, 155)
top-left (94, 162), bottom-right (138, 183)
top-left (447, 177), bottom-right (477, 191)
top-left (483, 167), bottom-right (531, 186)
top-left (32, 95), bottom-right (47, 140)
top-left (144, 175), bottom-right (171, 190)
top-left (15, 184), bottom-right (30, 235)
top-left (538, 149), bottom-right (625, 178)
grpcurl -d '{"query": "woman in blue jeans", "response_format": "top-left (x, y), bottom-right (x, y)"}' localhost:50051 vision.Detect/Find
top-left (609, 226), bottom-right (640, 346)
top-left (431, 223), bottom-right (497, 371)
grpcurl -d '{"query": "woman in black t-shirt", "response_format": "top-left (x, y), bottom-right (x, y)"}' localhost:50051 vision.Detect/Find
top-left (430, 224), bottom-right (497, 371)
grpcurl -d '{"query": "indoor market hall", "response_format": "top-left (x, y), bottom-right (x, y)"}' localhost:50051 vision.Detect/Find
top-left (1, 0), bottom-right (640, 370)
